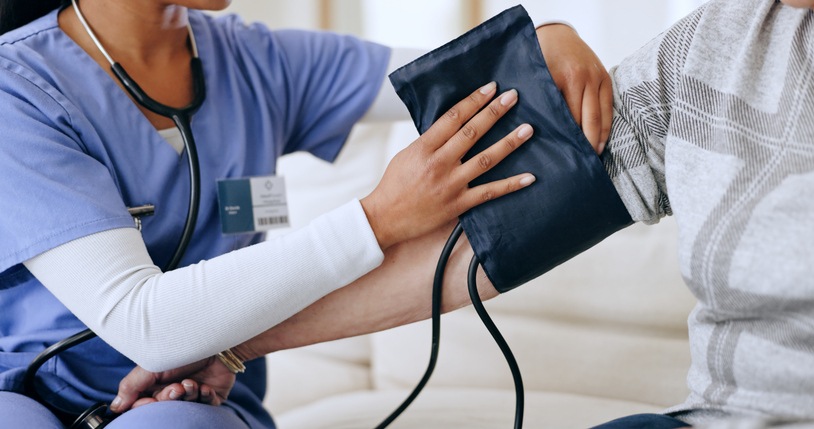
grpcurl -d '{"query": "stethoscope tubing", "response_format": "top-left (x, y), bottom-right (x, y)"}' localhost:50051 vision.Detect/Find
top-left (110, 60), bottom-right (207, 270)
top-left (24, 0), bottom-right (207, 417)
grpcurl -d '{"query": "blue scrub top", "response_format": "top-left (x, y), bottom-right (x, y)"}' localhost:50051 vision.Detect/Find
top-left (0, 7), bottom-right (389, 425)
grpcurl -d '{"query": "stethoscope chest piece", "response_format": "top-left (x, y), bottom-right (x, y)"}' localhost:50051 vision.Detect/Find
top-left (70, 402), bottom-right (113, 429)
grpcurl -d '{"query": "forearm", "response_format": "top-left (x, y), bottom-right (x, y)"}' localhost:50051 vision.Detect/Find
top-left (25, 200), bottom-right (383, 372)
top-left (233, 221), bottom-right (496, 360)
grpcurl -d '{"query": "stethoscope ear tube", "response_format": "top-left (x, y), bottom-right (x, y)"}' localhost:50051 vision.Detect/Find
top-left (110, 57), bottom-right (205, 271)
top-left (111, 58), bottom-right (206, 119)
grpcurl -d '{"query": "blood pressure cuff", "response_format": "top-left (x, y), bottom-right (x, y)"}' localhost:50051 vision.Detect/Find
top-left (389, 5), bottom-right (633, 293)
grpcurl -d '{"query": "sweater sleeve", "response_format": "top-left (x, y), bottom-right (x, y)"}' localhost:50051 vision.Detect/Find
top-left (603, 5), bottom-right (706, 224)
top-left (24, 200), bottom-right (384, 372)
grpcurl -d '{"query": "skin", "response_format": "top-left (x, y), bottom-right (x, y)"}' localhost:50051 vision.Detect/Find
top-left (537, 23), bottom-right (612, 153)
top-left (56, 0), bottom-right (615, 414)
top-left (59, 0), bottom-right (535, 251)
top-left (118, 0), bottom-right (810, 423)
top-left (58, 0), bottom-right (232, 130)
top-left (780, 0), bottom-right (814, 8)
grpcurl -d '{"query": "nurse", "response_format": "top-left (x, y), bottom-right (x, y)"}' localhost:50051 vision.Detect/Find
top-left (0, 0), bottom-right (611, 427)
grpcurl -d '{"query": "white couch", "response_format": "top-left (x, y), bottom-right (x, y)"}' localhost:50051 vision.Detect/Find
top-left (262, 123), bottom-right (697, 429)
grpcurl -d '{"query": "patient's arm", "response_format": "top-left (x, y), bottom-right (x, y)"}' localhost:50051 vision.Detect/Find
top-left (112, 222), bottom-right (493, 412)
top-left (239, 221), bottom-right (493, 355)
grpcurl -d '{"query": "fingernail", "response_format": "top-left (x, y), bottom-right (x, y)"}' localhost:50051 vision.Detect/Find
top-left (517, 124), bottom-right (533, 139)
top-left (519, 174), bottom-right (536, 186)
top-left (598, 142), bottom-right (606, 154)
top-left (201, 387), bottom-right (210, 397)
top-left (500, 89), bottom-right (518, 106)
top-left (479, 81), bottom-right (496, 95)
top-left (183, 381), bottom-right (193, 389)
top-left (110, 396), bottom-right (122, 411)
top-left (169, 389), bottom-right (180, 400)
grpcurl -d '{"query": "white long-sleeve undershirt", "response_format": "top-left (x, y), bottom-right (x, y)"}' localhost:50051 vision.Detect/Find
top-left (24, 200), bottom-right (384, 372)
top-left (21, 48), bottom-right (422, 373)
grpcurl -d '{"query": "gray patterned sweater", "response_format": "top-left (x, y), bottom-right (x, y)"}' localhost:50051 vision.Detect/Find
top-left (606, 0), bottom-right (814, 426)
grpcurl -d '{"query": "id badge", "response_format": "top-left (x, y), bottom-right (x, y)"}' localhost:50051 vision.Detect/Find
top-left (216, 176), bottom-right (291, 235)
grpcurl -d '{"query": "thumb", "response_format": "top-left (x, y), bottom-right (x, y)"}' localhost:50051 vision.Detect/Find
top-left (112, 366), bottom-right (158, 413)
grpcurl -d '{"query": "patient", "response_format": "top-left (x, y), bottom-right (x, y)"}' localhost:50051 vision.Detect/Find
top-left (589, 0), bottom-right (814, 427)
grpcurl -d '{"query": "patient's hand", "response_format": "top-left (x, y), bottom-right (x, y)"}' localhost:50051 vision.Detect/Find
top-left (537, 23), bottom-right (612, 154)
top-left (111, 357), bottom-right (236, 413)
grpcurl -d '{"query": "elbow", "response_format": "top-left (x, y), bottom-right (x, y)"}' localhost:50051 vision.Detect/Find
top-left (131, 355), bottom-right (172, 374)
top-left (106, 336), bottom-right (199, 373)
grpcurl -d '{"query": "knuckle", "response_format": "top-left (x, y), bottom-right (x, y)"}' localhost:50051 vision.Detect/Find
top-left (445, 106), bottom-right (461, 123)
top-left (587, 111), bottom-right (602, 125)
top-left (448, 201), bottom-right (463, 218)
top-left (563, 66), bottom-right (581, 83)
top-left (477, 153), bottom-right (493, 171)
top-left (118, 378), bottom-right (133, 392)
top-left (423, 156), bottom-right (443, 177)
top-left (481, 189), bottom-right (496, 202)
top-left (503, 135), bottom-right (519, 151)
top-left (487, 102), bottom-right (501, 118)
top-left (507, 180), bottom-right (519, 194)
top-left (461, 124), bottom-right (478, 140)
top-left (468, 92), bottom-right (481, 105)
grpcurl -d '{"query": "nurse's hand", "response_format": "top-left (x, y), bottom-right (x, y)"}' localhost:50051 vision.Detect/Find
top-left (361, 82), bottom-right (536, 251)
top-left (536, 23), bottom-right (612, 154)
top-left (111, 357), bottom-right (235, 413)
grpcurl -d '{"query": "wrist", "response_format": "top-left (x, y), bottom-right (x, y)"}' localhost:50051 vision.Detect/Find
top-left (360, 195), bottom-right (395, 251)
top-left (230, 343), bottom-right (254, 362)
top-left (215, 348), bottom-right (246, 374)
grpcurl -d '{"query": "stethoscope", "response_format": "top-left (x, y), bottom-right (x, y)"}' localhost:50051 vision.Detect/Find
top-left (24, 4), bottom-right (524, 429)
top-left (23, 1), bottom-right (206, 427)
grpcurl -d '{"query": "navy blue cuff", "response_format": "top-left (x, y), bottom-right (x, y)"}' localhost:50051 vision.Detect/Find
top-left (389, 6), bottom-right (633, 293)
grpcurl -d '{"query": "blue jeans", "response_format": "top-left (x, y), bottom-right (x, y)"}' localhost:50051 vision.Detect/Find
top-left (592, 413), bottom-right (690, 428)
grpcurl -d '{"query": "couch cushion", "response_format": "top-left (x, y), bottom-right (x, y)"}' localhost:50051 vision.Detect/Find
top-left (276, 388), bottom-right (666, 429)
top-left (265, 337), bottom-right (374, 414)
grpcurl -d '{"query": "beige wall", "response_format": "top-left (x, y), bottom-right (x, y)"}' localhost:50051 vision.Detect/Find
top-left (220, 0), bottom-right (707, 68)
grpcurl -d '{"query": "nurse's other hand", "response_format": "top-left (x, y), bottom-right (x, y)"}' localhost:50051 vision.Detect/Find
top-left (111, 357), bottom-right (235, 413)
top-left (536, 23), bottom-right (611, 154)
top-left (361, 83), bottom-right (535, 251)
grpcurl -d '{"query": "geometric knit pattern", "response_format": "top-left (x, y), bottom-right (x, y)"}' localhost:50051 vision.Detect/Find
top-left (605, 0), bottom-right (814, 426)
